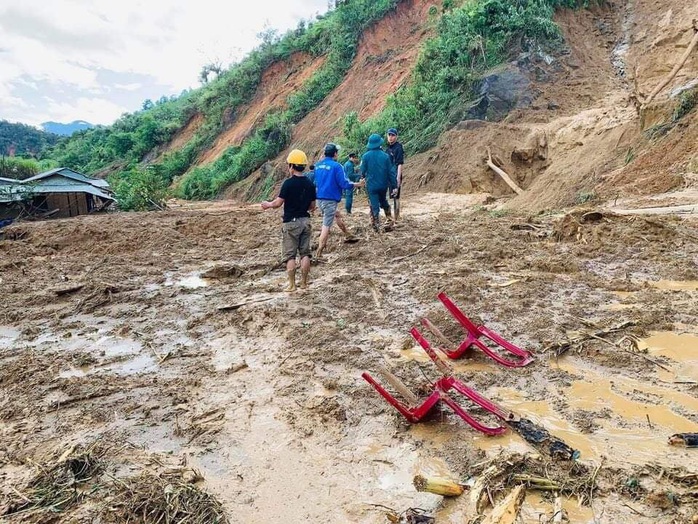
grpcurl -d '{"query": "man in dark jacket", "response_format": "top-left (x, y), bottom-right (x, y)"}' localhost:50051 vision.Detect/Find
top-left (360, 133), bottom-right (397, 231)
top-left (261, 149), bottom-right (316, 291)
top-left (385, 128), bottom-right (404, 220)
top-left (343, 152), bottom-right (359, 214)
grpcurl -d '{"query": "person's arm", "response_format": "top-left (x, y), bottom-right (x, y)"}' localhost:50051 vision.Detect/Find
top-left (262, 180), bottom-right (287, 210)
top-left (308, 199), bottom-right (316, 212)
top-left (261, 196), bottom-right (284, 210)
top-left (387, 156), bottom-right (398, 191)
top-left (336, 164), bottom-right (357, 190)
top-left (395, 144), bottom-right (405, 187)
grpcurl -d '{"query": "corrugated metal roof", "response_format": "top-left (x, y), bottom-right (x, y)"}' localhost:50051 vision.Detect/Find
top-left (0, 184), bottom-right (31, 203)
top-left (0, 181), bottom-right (115, 203)
top-left (23, 167), bottom-right (111, 189)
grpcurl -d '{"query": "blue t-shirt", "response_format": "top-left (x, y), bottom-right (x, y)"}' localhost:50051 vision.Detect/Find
top-left (315, 157), bottom-right (353, 202)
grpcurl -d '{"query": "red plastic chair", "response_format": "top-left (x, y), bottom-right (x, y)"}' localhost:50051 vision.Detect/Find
top-left (420, 292), bottom-right (534, 368)
top-left (361, 327), bottom-right (512, 436)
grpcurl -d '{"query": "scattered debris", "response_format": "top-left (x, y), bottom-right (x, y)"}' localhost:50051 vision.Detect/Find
top-left (508, 418), bottom-right (581, 460)
top-left (385, 507), bottom-right (435, 524)
top-left (412, 475), bottom-right (465, 497)
top-left (668, 433), bottom-right (698, 448)
top-left (217, 296), bottom-right (274, 311)
top-left (105, 469), bottom-right (228, 524)
top-left (481, 485), bottom-right (525, 524)
top-left (486, 147), bottom-right (524, 195)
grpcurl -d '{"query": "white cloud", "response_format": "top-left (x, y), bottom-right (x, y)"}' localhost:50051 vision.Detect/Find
top-left (0, 0), bottom-right (329, 126)
top-left (114, 83), bottom-right (142, 92)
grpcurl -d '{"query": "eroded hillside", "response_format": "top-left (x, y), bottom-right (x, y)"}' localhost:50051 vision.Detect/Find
top-left (203, 0), bottom-right (696, 213)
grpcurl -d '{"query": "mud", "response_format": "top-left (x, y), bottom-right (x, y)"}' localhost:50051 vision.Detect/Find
top-left (1, 193), bottom-right (697, 522)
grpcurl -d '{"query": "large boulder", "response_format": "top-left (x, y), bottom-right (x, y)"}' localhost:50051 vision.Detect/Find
top-left (466, 64), bottom-right (539, 121)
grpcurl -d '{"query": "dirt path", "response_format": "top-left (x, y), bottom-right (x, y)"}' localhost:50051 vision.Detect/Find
top-left (1, 193), bottom-right (697, 523)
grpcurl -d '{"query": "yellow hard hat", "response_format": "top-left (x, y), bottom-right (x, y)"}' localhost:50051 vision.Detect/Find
top-left (287, 149), bottom-right (308, 165)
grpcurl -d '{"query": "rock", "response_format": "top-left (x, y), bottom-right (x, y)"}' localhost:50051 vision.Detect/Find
top-left (201, 264), bottom-right (244, 279)
top-left (465, 65), bottom-right (538, 121)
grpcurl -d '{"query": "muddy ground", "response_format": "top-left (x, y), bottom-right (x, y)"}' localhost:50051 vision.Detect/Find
top-left (1, 193), bottom-right (697, 523)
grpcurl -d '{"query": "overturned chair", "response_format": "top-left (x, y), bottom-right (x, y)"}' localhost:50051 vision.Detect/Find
top-left (362, 326), bottom-right (515, 436)
top-left (420, 292), bottom-right (534, 368)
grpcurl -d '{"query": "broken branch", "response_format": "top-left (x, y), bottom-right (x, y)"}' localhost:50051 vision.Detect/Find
top-left (641, 22), bottom-right (698, 109)
top-left (486, 147), bottom-right (523, 195)
top-left (482, 485), bottom-right (525, 524)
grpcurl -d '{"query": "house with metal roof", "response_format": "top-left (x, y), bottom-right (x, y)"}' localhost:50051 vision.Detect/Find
top-left (0, 168), bottom-right (116, 220)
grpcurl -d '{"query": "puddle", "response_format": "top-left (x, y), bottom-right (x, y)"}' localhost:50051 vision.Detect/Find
top-left (95, 335), bottom-right (142, 358)
top-left (548, 358), bottom-right (698, 465)
top-left (638, 331), bottom-right (698, 381)
top-left (611, 290), bottom-right (636, 299)
top-left (400, 346), bottom-right (496, 374)
top-left (59, 366), bottom-right (89, 379)
top-left (110, 354), bottom-right (157, 375)
top-left (650, 280), bottom-right (698, 291)
top-left (0, 326), bottom-right (21, 350)
top-left (59, 354), bottom-right (157, 377)
top-left (522, 492), bottom-right (595, 523)
top-left (165, 272), bottom-right (210, 289)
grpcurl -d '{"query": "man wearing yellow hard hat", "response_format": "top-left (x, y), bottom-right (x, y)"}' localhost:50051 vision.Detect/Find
top-left (261, 149), bottom-right (316, 291)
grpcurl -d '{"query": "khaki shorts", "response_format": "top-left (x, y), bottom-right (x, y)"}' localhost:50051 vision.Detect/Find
top-left (317, 199), bottom-right (339, 228)
top-left (281, 217), bottom-right (312, 262)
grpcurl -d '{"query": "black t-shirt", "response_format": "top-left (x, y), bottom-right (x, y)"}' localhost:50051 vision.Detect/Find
top-left (386, 141), bottom-right (404, 166)
top-left (279, 175), bottom-right (316, 223)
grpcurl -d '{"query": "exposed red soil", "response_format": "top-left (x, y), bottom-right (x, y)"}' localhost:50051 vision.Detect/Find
top-left (225, 0), bottom-right (435, 201)
top-left (154, 112), bottom-right (204, 163)
top-left (193, 52), bottom-right (326, 169)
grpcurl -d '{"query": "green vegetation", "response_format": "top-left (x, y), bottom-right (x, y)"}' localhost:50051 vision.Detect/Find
top-left (176, 0), bottom-right (401, 199)
top-left (341, 0), bottom-right (585, 155)
top-left (110, 166), bottom-right (170, 211)
top-left (0, 157), bottom-right (57, 180)
top-left (672, 88), bottom-right (697, 122)
top-left (644, 87), bottom-right (697, 141)
top-left (30, 0), bottom-right (595, 207)
top-left (575, 189), bottom-right (597, 204)
top-left (0, 120), bottom-right (59, 158)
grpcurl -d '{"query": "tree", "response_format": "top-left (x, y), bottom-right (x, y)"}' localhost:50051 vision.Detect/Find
top-left (199, 61), bottom-right (223, 85)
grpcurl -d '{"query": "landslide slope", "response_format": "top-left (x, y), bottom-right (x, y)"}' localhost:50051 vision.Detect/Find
top-left (207, 0), bottom-right (694, 211)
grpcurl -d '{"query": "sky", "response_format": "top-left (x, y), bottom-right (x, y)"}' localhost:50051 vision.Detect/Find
top-left (0, 0), bottom-right (329, 128)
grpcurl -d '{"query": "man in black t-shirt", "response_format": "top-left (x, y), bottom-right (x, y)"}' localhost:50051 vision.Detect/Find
top-left (385, 128), bottom-right (404, 220)
top-left (261, 149), bottom-right (316, 291)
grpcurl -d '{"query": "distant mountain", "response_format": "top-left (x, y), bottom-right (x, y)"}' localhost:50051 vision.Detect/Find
top-left (41, 120), bottom-right (94, 136)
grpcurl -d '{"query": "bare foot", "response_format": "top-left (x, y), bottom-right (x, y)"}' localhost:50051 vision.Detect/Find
top-left (285, 284), bottom-right (297, 292)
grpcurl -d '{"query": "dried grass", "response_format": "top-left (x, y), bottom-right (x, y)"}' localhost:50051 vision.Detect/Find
top-left (2, 442), bottom-right (105, 519)
top-left (103, 470), bottom-right (229, 524)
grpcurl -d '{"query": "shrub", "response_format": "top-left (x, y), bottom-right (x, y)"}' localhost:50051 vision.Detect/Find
top-left (110, 167), bottom-right (170, 211)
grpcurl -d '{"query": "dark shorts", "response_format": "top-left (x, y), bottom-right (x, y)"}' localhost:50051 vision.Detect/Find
top-left (281, 217), bottom-right (312, 261)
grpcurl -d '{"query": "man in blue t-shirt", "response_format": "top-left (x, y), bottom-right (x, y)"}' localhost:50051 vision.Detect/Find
top-left (261, 149), bottom-right (316, 291)
top-left (343, 153), bottom-right (359, 214)
top-left (314, 143), bottom-right (364, 259)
